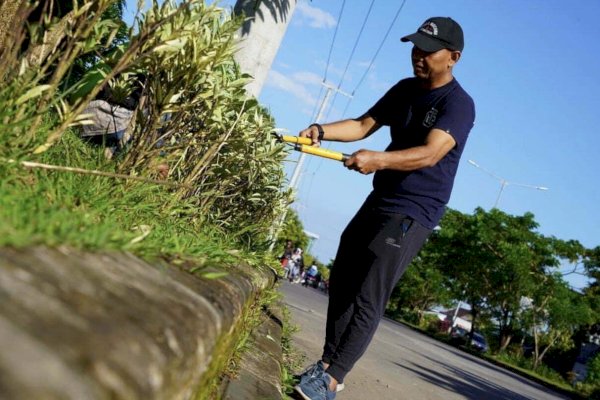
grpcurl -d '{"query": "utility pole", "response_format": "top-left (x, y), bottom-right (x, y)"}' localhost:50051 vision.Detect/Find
top-left (233, 0), bottom-right (297, 98)
top-left (289, 81), bottom-right (352, 191)
top-left (268, 81), bottom-right (352, 251)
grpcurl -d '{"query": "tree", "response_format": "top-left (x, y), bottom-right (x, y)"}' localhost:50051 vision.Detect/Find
top-left (433, 208), bottom-right (494, 345)
top-left (524, 274), bottom-right (593, 369)
top-left (433, 208), bottom-right (573, 352)
top-left (275, 208), bottom-right (308, 254)
top-left (584, 246), bottom-right (600, 318)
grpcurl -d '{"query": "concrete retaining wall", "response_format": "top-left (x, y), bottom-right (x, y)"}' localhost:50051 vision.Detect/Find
top-left (0, 246), bottom-right (276, 399)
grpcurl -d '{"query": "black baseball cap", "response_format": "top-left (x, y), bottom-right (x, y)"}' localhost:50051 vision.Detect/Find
top-left (401, 17), bottom-right (464, 52)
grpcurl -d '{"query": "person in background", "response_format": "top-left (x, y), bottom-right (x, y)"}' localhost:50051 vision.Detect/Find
top-left (289, 248), bottom-right (304, 283)
top-left (303, 263), bottom-right (319, 287)
top-left (280, 239), bottom-right (294, 279)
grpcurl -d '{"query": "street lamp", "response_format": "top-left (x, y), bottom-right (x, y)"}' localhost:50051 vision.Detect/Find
top-left (467, 160), bottom-right (548, 209)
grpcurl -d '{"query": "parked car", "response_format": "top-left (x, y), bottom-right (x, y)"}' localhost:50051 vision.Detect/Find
top-left (450, 327), bottom-right (489, 353)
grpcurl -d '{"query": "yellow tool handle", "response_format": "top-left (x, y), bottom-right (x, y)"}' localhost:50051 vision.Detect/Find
top-left (281, 135), bottom-right (313, 145)
top-left (295, 144), bottom-right (350, 162)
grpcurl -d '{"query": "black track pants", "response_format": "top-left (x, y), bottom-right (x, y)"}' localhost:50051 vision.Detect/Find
top-left (322, 201), bottom-right (432, 383)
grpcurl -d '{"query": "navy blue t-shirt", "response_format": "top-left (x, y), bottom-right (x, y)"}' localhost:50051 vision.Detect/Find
top-left (367, 77), bottom-right (475, 229)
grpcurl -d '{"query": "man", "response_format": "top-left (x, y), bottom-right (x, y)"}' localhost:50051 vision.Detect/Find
top-left (294, 17), bottom-right (475, 400)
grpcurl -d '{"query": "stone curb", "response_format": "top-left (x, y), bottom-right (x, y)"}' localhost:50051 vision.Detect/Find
top-left (220, 300), bottom-right (284, 400)
top-left (0, 246), bottom-right (276, 400)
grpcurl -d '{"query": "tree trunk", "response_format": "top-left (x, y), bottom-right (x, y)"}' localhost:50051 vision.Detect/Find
top-left (468, 304), bottom-right (479, 349)
top-left (533, 321), bottom-right (540, 369)
top-left (499, 333), bottom-right (513, 352)
top-left (0, 0), bottom-right (27, 72)
top-left (534, 334), bottom-right (558, 370)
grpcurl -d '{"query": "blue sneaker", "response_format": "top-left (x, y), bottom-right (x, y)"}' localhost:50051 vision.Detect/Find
top-left (296, 361), bottom-right (345, 392)
top-left (297, 361), bottom-right (325, 385)
top-left (294, 372), bottom-right (336, 400)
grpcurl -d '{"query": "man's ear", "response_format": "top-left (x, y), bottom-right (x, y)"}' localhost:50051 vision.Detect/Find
top-left (448, 51), bottom-right (461, 68)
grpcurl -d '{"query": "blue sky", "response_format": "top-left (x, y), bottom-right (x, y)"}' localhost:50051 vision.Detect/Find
top-left (127, 1), bottom-right (600, 290)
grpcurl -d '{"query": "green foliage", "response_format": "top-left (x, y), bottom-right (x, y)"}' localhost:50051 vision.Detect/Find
top-left (1, 0), bottom-right (292, 254)
top-left (0, 131), bottom-right (251, 269)
top-left (426, 208), bottom-right (590, 355)
top-left (114, 0), bottom-right (290, 248)
top-left (521, 273), bottom-right (594, 369)
top-left (584, 246), bottom-right (600, 319)
top-left (1, 0), bottom-right (128, 155)
top-left (585, 352), bottom-right (600, 384)
top-left (493, 352), bottom-right (570, 386)
top-left (275, 209), bottom-right (309, 252)
top-left (280, 304), bottom-right (305, 397)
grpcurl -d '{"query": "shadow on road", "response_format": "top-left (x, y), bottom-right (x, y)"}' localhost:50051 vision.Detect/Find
top-left (392, 359), bottom-right (542, 400)
top-left (415, 339), bottom-right (560, 394)
top-left (381, 317), bottom-right (565, 397)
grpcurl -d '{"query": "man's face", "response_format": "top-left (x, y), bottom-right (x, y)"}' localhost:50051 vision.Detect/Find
top-left (411, 46), bottom-right (459, 81)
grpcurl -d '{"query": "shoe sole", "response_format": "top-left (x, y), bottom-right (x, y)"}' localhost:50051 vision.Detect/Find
top-left (294, 380), bottom-right (345, 393)
top-left (294, 385), bottom-right (312, 400)
top-left (294, 383), bottom-right (344, 398)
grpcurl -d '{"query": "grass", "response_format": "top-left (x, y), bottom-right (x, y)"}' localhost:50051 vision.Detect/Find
top-left (490, 352), bottom-right (577, 393)
top-left (0, 129), bottom-right (270, 272)
top-left (280, 295), bottom-right (305, 398)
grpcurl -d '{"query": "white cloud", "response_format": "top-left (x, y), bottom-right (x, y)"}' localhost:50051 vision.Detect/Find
top-left (265, 70), bottom-right (317, 106)
top-left (291, 71), bottom-right (323, 86)
top-left (296, 2), bottom-right (336, 29)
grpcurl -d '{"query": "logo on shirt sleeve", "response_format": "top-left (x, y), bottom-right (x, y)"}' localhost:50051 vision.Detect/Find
top-left (423, 107), bottom-right (438, 128)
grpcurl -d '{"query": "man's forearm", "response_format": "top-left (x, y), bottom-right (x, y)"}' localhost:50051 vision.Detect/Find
top-left (345, 129), bottom-right (456, 175)
top-left (303, 114), bottom-right (379, 144)
top-left (320, 119), bottom-right (369, 142)
top-left (378, 146), bottom-right (438, 171)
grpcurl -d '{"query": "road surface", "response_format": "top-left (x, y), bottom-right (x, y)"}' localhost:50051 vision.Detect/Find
top-left (280, 281), bottom-right (570, 400)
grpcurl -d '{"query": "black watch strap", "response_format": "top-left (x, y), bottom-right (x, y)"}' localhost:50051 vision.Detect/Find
top-left (309, 123), bottom-right (325, 141)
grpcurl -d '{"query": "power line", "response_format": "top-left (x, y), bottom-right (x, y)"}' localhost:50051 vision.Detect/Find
top-left (323, 0), bottom-right (347, 83)
top-left (327, 0), bottom-right (376, 121)
top-left (336, 0), bottom-right (376, 89)
top-left (329, 0), bottom-right (408, 121)
top-left (340, 93), bottom-right (354, 119)
top-left (308, 84), bottom-right (325, 124)
top-left (350, 0), bottom-right (407, 96)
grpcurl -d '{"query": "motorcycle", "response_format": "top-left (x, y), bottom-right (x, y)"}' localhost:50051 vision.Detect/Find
top-left (302, 274), bottom-right (319, 288)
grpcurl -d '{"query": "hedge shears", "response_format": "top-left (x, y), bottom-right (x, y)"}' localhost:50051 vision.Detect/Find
top-left (275, 133), bottom-right (350, 162)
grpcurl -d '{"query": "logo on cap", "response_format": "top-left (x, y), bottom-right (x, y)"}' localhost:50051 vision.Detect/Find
top-left (419, 21), bottom-right (438, 36)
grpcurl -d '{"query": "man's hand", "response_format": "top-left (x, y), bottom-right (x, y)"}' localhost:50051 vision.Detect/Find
top-left (299, 125), bottom-right (322, 146)
top-left (344, 149), bottom-right (383, 175)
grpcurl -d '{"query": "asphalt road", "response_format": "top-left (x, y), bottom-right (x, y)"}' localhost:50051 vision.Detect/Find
top-left (280, 281), bottom-right (570, 400)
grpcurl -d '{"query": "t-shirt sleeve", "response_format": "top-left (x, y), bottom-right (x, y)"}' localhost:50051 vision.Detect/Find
top-left (433, 94), bottom-right (475, 149)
